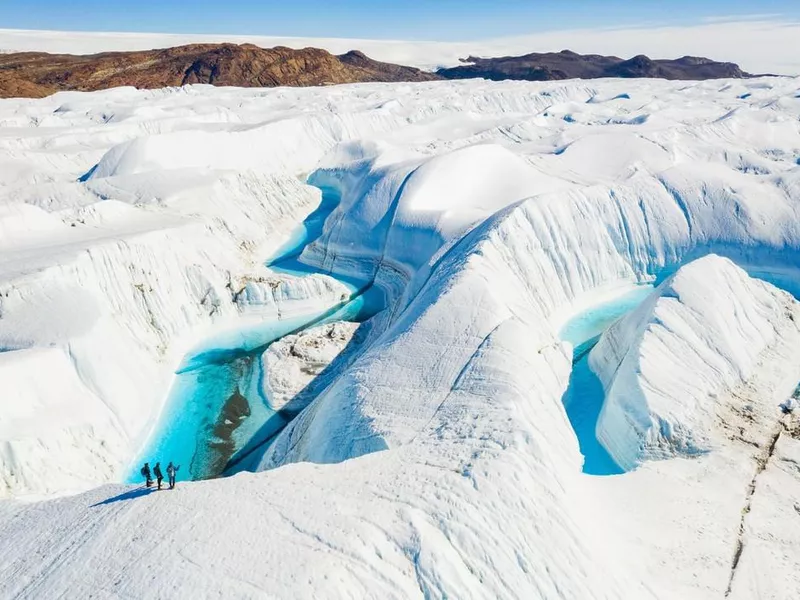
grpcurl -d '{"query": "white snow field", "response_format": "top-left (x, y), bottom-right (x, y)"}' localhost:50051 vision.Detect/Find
top-left (1, 75), bottom-right (800, 598)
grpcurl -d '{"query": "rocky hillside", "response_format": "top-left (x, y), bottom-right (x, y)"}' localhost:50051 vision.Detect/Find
top-left (437, 49), bottom-right (749, 81)
top-left (0, 43), bottom-right (439, 98)
top-left (0, 44), bottom-right (752, 99)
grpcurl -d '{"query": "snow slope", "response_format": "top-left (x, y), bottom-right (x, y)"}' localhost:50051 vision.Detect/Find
top-left (591, 255), bottom-right (800, 470)
top-left (1, 76), bottom-right (800, 598)
top-left (258, 321), bottom-right (361, 412)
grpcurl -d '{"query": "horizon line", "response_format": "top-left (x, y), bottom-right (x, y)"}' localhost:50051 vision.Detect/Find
top-left (2, 15), bottom-right (799, 46)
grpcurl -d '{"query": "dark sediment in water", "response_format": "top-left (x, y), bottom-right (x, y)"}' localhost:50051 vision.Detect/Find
top-left (201, 388), bottom-right (252, 479)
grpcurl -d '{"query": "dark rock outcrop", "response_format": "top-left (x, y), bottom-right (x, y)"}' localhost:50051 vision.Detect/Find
top-left (437, 49), bottom-right (749, 82)
top-left (0, 44), bottom-right (751, 99)
top-left (0, 43), bottom-right (439, 98)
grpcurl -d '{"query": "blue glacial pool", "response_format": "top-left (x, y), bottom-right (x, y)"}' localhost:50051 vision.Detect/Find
top-left (125, 308), bottom-right (348, 484)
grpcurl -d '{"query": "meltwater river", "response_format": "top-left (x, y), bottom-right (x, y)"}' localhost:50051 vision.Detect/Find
top-left (126, 186), bottom-right (385, 483)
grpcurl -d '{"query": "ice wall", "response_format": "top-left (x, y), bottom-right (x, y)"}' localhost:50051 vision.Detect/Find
top-left (261, 142), bottom-right (800, 470)
top-left (590, 255), bottom-right (800, 470)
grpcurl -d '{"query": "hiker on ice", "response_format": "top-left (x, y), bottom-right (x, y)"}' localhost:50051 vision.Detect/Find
top-left (153, 462), bottom-right (164, 490)
top-left (140, 462), bottom-right (152, 488)
top-left (167, 462), bottom-right (180, 489)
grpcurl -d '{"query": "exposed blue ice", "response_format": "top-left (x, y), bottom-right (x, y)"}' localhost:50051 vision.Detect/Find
top-left (559, 286), bottom-right (654, 476)
top-left (559, 286), bottom-right (654, 360)
top-left (267, 184), bottom-right (341, 266)
top-left (745, 268), bottom-right (800, 300)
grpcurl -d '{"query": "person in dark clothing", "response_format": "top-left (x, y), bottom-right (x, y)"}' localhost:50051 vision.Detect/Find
top-left (153, 462), bottom-right (164, 490)
top-left (166, 462), bottom-right (180, 489)
top-left (140, 462), bottom-right (152, 488)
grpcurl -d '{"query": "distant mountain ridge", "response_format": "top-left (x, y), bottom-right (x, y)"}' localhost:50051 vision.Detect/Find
top-left (0, 43), bottom-right (437, 98)
top-left (0, 44), bottom-right (752, 99)
top-left (437, 49), bottom-right (749, 81)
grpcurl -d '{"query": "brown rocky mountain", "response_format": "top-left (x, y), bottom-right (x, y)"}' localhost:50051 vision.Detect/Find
top-left (437, 49), bottom-right (749, 81)
top-left (0, 44), bottom-right (753, 99)
top-left (0, 43), bottom-right (439, 98)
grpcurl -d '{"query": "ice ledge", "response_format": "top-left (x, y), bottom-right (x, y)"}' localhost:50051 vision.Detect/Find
top-left (592, 254), bottom-right (800, 471)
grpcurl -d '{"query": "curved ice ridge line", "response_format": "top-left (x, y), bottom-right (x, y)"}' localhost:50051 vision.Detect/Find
top-left (262, 152), bottom-right (800, 470)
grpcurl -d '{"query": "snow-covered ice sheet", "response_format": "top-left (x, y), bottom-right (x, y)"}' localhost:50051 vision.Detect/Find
top-left (1, 76), bottom-right (800, 598)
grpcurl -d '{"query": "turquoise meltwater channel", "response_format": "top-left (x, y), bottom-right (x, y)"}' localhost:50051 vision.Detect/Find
top-left (558, 285), bottom-right (654, 476)
top-left (126, 184), bottom-right (385, 484)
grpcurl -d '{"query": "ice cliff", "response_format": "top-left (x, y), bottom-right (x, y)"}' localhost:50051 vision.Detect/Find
top-left (591, 255), bottom-right (800, 470)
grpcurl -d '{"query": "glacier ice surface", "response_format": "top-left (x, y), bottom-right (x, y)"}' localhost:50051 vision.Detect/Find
top-left (1, 76), bottom-right (800, 598)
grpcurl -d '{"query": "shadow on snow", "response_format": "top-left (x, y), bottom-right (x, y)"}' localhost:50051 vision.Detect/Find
top-left (91, 486), bottom-right (157, 507)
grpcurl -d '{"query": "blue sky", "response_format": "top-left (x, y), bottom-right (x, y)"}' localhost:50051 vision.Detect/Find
top-left (2, 1), bottom-right (799, 40)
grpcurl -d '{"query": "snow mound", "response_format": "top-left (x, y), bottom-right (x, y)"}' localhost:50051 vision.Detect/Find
top-left (259, 321), bottom-right (360, 412)
top-left (0, 348), bottom-right (127, 496)
top-left (555, 132), bottom-right (673, 181)
top-left (591, 255), bottom-right (800, 470)
top-left (303, 142), bottom-right (568, 303)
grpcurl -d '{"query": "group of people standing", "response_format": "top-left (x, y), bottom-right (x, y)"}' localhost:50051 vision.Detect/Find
top-left (140, 461), bottom-right (180, 490)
